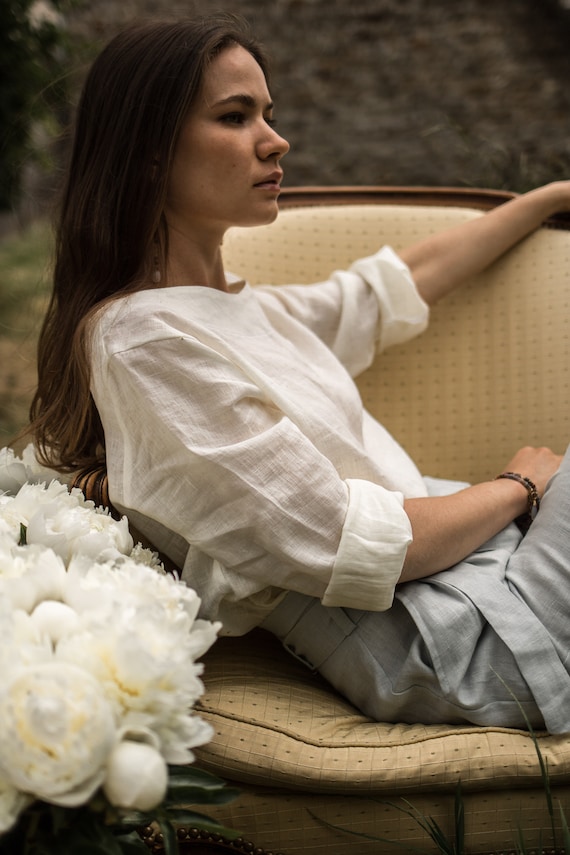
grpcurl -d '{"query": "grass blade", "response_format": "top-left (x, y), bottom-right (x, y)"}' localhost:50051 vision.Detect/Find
top-left (490, 668), bottom-right (556, 851)
top-left (453, 782), bottom-right (464, 855)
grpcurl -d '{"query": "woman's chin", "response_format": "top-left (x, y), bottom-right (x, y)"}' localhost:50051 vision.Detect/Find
top-left (237, 197), bottom-right (281, 229)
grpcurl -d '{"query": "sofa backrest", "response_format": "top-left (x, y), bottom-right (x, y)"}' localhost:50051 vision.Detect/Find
top-left (222, 187), bottom-right (570, 483)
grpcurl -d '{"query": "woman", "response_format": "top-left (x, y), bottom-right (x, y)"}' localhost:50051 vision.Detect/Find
top-left (29, 16), bottom-right (570, 731)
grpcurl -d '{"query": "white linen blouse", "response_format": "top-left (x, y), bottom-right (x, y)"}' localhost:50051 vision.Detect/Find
top-left (90, 247), bottom-right (430, 635)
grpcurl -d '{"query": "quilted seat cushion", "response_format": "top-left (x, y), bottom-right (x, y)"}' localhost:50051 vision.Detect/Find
top-left (195, 629), bottom-right (570, 795)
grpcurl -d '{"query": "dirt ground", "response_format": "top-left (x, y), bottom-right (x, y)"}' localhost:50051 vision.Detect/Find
top-left (2, 0), bottom-right (570, 445)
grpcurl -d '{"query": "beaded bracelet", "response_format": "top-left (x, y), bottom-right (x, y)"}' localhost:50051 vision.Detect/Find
top-left (494, 471), bottom-right (541, 534)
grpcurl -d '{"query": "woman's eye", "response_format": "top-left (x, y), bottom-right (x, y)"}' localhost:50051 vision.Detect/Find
top-left (265, 116), bottom-right (277, 128)
top-left (220, 112), bottom-right (245, 125)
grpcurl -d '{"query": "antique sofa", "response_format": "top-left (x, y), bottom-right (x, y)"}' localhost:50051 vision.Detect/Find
top-left (95, 186), bottom-right (570, 855)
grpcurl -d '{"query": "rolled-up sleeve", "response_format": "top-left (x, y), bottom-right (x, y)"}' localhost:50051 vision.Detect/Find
top-left (323, 478), bottom-right (412, 611)
top-left (350, 246), bottom-right (429, 352)
top-left (256, 246), bottom-right (429, 377)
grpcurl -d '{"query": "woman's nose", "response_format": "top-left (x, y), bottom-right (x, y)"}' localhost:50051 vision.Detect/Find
top-left (260, 125), bottom-right (290, 160)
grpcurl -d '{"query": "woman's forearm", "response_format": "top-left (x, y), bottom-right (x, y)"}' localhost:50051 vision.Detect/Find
top-left (399, 479), bottom-right (528, 582)
top-left (399, 181), bottom-right (570, 305)
top-left (399, 444), bottom-right (562, 582)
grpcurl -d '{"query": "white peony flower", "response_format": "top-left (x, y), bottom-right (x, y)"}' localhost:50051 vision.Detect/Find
top-left (0, 447), bottom-right (221, 820)
top-left (103, 740), bottom-right (168, 811)
top-left (0, 481), bottom-right (133, 564)
top-left (63, 553), bottom-right (203, 625)
top-left (129, 540), bottom-right (166, 571)
top-left (27, 496), bottom-right (133, 565)
top-left (0, 662), bottom-right (116, 807)
top-left (0, 539), bottom-right (67, 612)
top-left (0, 447), bottom-right (30, 496)
top-left (30, 600), bottom-right (80, 644)
top-left (58, 557), bottom-right (219, 762)
top-left (0, 601), bottom-right (52, 682)
top-left (19, 443), bottom-right (65, 483)
top-left (0, 513), bottom-right (12, 537)
top-left (0, 774), bottom-right (32, 835)
top-left (0, 481), bottom-right (74, 535)
top-left (0, 444), bottom-right (62, 496)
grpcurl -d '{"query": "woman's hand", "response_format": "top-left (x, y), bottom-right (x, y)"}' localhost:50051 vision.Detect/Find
top-left (501, 445), bottom-right (563, 498)
top-left (541, 179), bottom-right (570, 212)
top-left (399, 445), bottom-right (563, 584)
top-left (399, 180), bottom-right (570, 305)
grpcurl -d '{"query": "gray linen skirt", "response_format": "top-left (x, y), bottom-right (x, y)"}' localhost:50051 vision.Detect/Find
top-left (262, 446), bottom-right (570, 732)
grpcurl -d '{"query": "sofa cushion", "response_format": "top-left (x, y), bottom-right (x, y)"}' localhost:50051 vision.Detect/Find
top-left (196, 630), bottom-right (570, 795)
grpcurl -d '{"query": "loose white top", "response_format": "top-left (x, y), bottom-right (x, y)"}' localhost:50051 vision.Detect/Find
top-left (90, 247), bottom-right (429, 634)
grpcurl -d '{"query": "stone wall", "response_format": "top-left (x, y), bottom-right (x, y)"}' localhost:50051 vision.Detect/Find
top-left (64, 0), bottom-right (570, 191)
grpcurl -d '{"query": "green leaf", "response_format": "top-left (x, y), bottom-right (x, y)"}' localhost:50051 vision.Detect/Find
top-left (491, 668), bottom-right (557, 851)
top-left (0, 823), bottom-right (25, 855)
top-left (55, 827), bottom-right (123, 855)
top-left (164, 766), bottom-right (239, 806)
top-left (18, 522), bottom-right (27, 545)
top-left (164, 785), bottom-right (240, 806)
top-left (113, 832), bottom-right (150, 854)
top-left (166, 766), bottom-right (228, 789)
top-left (559, 802), bottom-right (570, 854)
top-left (392, 798), bottom-right (457, 855)
top-left (155, 819), bottom-right (178, 855)
top-left (105, 813), bottom-right (154, 829)
top-left (307, 809), bottom-right (432, 853)
top-left (453, 782), bottom-right (465, 855)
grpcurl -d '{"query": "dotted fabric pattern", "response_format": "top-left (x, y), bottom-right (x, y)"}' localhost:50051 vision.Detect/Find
top-left (196, 632), bottom-right (570, 853)
top-left (200, 785), bottom-right (570, 854)
top-left (211, 192), bottom-right (570, 853)
top-left (223, 200), bottom-right (570, 483)
top-left (197, 632), bottom-right (570, 791)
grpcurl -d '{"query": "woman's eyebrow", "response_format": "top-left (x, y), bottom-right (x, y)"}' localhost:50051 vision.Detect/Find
top-left (213, 94), bottom-right (274, 111)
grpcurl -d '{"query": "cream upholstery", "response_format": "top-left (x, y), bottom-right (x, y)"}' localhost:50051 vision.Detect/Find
top-left (192, 188), bottom-right (570, 854)
top-left (222, 187), bottom-right (570, 483)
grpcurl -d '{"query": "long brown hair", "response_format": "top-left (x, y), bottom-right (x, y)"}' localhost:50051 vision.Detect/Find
top-left (29, 15), bottom-right (269, 473)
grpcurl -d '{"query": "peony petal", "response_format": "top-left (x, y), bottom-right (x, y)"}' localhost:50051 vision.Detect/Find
top-left (0, 662), bottom-right (115, 805)
top-left (0, 774), bottom-right (32, 834)
top-left (30, 600), bottom-right (80, 644)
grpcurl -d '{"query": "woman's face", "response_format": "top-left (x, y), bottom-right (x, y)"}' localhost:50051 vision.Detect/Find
top-left (165, 44), bottom-right (290, 241)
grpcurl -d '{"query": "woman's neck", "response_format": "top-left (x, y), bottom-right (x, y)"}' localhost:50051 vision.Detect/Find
top-left (164, 254), bottom-right (228, 291)
top-left (162, 224), bottom-right (228, 291)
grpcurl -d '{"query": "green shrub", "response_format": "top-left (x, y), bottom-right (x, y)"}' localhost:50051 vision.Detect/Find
top-left (0, 0), bottom-right (71, 211)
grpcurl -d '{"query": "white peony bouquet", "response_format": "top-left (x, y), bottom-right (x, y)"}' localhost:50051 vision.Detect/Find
top-left (0, 446), bottom-right (236, 855)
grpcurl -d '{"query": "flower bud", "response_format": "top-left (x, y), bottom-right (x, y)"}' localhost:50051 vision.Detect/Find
top-left (103, 740), bottom-right (168, 812)
top-left (30, 600), bottom-right (79, 644)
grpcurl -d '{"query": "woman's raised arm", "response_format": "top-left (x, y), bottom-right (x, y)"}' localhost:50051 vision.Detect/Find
top-left (399, 180), bottom-right (570, 305)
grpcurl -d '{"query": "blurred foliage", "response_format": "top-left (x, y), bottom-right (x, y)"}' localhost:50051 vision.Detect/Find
top-left (0, 221), bottom-right (51, 445)
top-left (0, 0), bottom-right (74, 211)
top-left (0, 219), bottom-right (51, 332)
